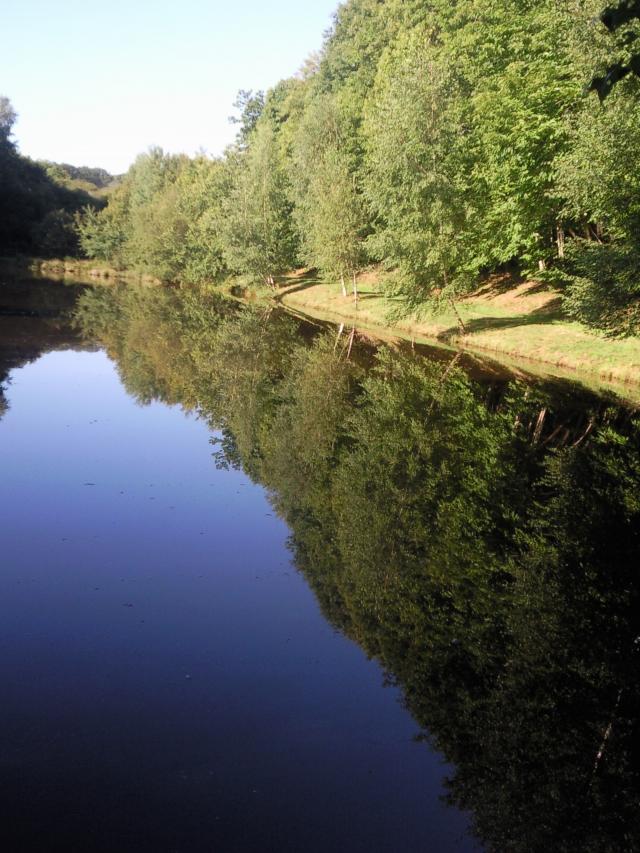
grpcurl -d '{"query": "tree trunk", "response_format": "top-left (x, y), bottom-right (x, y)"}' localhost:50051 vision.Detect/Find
top-left (352, 272), bottom-right (358, 306)
top-left (572, 417), bottom-right (595, 448)
top-left (538, 259), bottom-right (547, 272)
top-left (590, 689), bottom-right (623, 788)
top-left (532, 407), bottom-right (548, 443)
top-left (346, 326), bottom-right (356, 360)
top-left (556, 222), bottom-right (565, 259)
top-left (340, 274), bottom-right (347, 297)
top-left (448, 297), bottom-right (467, 335)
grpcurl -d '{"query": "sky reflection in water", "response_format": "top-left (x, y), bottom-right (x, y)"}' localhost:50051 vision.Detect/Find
top-left (0, 343), bottom-right (473, 853)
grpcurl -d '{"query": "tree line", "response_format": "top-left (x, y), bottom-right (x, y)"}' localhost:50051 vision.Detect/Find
top-left (3, 0), bottom-right (640, 334)
top-left (0, 96), bottom-right (114, 258)
top-left (71, 0), bottom-right (640, 335)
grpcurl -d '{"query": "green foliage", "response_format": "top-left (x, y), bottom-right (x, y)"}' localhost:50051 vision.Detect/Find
top-left (0, 95), bottom-right (17, 143)
top-left (0, 95), bottom-right (103, 258)
top-left (76, 202), bottom-right (127, 264)
top-left (229, 89), bottom-right (265, 148)
top-left (555, 83), bottom-right (640, 240)
top-left (172, 156), bottom-right (228, 285)
top-left (589, 0), bottom-right (640, 99)
top-left (363, 24), bottom-right (474, 306)
top-left (290, 94), bottom-right (367, 286)
top-left (39, 161), bottom-right (117, 196)
top-left (76, 148), bottom-right (228, 282)
top-left (562, 240), bottom-right (640, 336)
top-left (69, 0), bottom-right (640, 326)
top-left (466, 2), bottom-right (578, 269)
top-left (220, 120), bottom-right (299, 283)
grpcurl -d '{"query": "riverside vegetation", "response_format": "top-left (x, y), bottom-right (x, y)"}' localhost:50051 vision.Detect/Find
top-left (3, 2), bottom-right (640, 367)
top-left (63, 1), bottom-right (640, 338)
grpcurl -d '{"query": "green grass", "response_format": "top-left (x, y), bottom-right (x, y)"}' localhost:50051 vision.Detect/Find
top-left (279, 275), bottom-right (640, 401)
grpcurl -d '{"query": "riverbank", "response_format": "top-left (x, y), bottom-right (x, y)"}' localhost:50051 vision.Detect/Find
top-left (5, 258), bottom-right (640, 399)
top-left (0, 257), bottom-right (162, 286)
top-left (278, 271), bottom-right (640, 397)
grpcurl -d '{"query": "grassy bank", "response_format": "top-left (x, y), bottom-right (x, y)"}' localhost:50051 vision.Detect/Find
top-left (0, 257), bottom-right (162, 287)
top-left (279, 271), bottom-right (640, 399)
top-left (6, 257), bottom-right (640, 400)
top-left (34, 258), bottom-right (162, 285)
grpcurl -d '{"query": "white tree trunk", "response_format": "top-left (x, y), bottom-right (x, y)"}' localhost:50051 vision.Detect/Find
top-left (556, 223), bottom-right (565, 259)
top-left (346, 326), bottom-right (356, 360)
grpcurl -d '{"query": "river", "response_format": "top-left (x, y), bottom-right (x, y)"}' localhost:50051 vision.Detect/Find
top-left (0, 276), bottom-right (638, 852)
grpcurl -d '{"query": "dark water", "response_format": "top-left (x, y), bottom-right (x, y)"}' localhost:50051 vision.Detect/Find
top-left (1, 278), bottom-right (639, 852)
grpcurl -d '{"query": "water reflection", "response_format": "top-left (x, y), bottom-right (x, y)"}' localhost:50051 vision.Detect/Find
top-left (2, 278), bottom-right (639, 851)
top-left (72, 281), bottom-right (640, 852)
top-left (0, 275), bottom-right (89, 415)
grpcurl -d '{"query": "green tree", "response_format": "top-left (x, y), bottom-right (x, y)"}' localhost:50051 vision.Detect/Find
top-left (363, 25), bottom-right (474, 314)
top-left (229, 89), bottom-right (265, 148)
top-left (291, 95), bottom-right (367, 297)
top-left (221, 119), bottom-right (298, 285)
top-left (0, 95), bottom-right (17, 146)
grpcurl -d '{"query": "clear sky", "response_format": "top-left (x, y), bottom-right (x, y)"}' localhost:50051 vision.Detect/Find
top-left (1, 0), bottom-right (339, 174)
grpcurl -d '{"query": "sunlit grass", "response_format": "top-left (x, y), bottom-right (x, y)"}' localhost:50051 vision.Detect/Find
top-left (280, 274), bottom-right (640, 399)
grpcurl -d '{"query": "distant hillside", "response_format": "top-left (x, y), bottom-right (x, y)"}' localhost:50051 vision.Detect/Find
top-left (0, 94), bottom-right (108, 258)
top-left (58, 164), bottom-right (118, 189)
top-left (40, 161), bottom-right (122, 199)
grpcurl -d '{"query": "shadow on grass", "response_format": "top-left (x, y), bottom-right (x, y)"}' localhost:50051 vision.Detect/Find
top-left (437, 299), bottom-right (565, 343)
top-left (353, 290), bottom-right (382, 301)
top-left (277, 280), bottom-right (320, 298)
top-left (519, 281), bottom-right (562, 298)
top-left (473, 269), bottom-right (525, 298)
top-left (275, 269), bottom-right (323, 299)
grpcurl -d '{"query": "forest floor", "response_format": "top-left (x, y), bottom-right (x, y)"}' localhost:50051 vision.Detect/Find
top-left (277, 269), bottom-right (640, 399)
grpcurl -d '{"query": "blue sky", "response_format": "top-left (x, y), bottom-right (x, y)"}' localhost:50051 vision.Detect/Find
top-left (2, 0), bottom-right (339, 173)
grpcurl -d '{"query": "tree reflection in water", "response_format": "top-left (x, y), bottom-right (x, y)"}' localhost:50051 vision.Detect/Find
top-left (73, 282), bottom-right (640, 852)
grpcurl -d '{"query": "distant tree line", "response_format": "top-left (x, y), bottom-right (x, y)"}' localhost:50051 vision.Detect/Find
top-left (0, 96), bottom-right (112, 258)
top-left (55, 164), bottom-right (116, 189)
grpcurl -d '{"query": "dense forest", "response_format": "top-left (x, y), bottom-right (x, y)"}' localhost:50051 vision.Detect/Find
top-left (0, 96), bottom-right (112, 258)
top-left (64, 0), bottom-right (640, 336)
top-left (73, 282), bottom-right (640, 852)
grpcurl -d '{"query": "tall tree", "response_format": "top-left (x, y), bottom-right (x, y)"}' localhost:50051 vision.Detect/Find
top-left (221, 119), bottom-right (298, 285)
top-left (363, 25), bottom-right (474, 314)
top-left (291, 95), bottom-right (367, 298)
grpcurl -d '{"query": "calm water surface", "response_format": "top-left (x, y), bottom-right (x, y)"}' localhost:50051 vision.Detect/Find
top-left (0, 282), bottom-right (475, 851)
top-left (1, 277), bottom-right (639, 853)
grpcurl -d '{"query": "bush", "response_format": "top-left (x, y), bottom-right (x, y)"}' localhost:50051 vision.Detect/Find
top-left (562, 239), bottom-right (640, 337)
